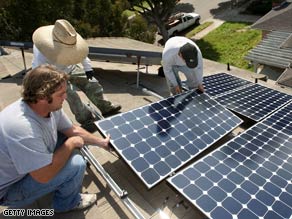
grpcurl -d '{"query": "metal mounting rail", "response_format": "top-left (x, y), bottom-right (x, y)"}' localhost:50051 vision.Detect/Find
top-left (0, 40), bottom-right (33, 74)
top-left (0, 39), bottom-right (162, 87)
top-left (142, 87), bottom-right (164, 100)
top-left (80, 146), bottom-right (146, 219)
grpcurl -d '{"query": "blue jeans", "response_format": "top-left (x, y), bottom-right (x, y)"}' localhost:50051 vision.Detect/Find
top-left (167, 65), bottom-right (201, 95)
top-left (1, 134), bottom-right (86, 212)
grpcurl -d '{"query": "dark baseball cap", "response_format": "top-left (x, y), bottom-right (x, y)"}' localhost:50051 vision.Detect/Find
top-left (179, 43), bottom-right (198, 68)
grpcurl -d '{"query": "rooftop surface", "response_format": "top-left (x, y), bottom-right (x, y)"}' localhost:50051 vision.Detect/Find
top-left (0, 46), bottom-right (291, 219)
top-left (0, 5), bottom-right (290, 217)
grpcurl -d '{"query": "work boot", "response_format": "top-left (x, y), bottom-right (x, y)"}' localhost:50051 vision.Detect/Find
top-left (81, 120), bottom-right (98, 133)
top-left (55, 193), bottom-right (97, 213)
top-left (73, 193), bottom-right (97, 211)
top-left (102, 104), bottom-right (122, 117)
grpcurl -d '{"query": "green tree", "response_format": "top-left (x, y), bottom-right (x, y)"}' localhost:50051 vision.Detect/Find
top-left (74, 0), bottom-right (128, 37)
top-left (124, 15), bottom-right (156, 43)
top-left (0, 0), bottom-right (126, 41)
top-left (127, 0), bottom-right (178, 43)
top-left (0, 0), bottom-right (74, 41)
top-left (0, 5), bottom-right (17, 40)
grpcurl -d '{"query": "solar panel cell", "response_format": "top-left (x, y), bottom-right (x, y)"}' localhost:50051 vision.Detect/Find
top-left (211, 207), bottom-right (233, 219)
top-left (184, 184), bottom-right (202, 200)
top-left (256, 190), bottom-right (274, 206)
top-left (223, 197), bottom-right (242, 214)
top-left (153, 161), bottom-right (170, 176)
top-left (264, 211), bottom-right (283, 219)
top-left (209, 187), bottom-right (226, 202)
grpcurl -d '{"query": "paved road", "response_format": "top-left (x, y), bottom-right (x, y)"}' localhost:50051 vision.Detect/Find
top-left (176, 0), bottom-right (231, 21)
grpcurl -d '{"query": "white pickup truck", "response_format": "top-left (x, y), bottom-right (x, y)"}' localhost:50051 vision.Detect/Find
top-left (166, 12), bottom-right (201, 37)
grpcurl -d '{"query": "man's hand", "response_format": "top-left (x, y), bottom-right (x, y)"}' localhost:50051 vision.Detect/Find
top-left (99, 134), bottom-right (111, 151)
top-left (174, 85), bottom-right (182, 95)
top-left (198, 84), bottom-right (205, 93)
top-left (85, 70), bottom-right (94, 80)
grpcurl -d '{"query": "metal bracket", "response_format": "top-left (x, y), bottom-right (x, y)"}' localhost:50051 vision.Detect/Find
top-left (80, 146), bottom-right (145, 219)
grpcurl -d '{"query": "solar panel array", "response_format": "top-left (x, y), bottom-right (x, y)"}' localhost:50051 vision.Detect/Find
top-left (168, 104), bottom-right (292, 219)
top-left (96, 91), bottom-right (242, 188)
top-left (202, 73), bottom-right (252, 96)
top-left (183, 73), bottom-right (292, 121)
top-left (181, 73), bottom-right (252, 96)
top-left (168, 74), bottom-right (292, 218)
top-left (214, 83), bottom-right (292, 121)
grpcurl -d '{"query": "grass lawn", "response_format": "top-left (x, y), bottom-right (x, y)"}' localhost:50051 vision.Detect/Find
top-left (123, 2), bottom-right (150, 17)
top-left (196, 22), bottom-right (261, 71)
top-left (185, 21), bottom-right (213, 38)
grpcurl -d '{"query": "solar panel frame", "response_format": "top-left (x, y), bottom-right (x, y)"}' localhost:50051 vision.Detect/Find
top-left (214, 83), bottom-right (292, 121)
top-left (96, 91), bottom-right (243, 189)
top-left (167, 122), bottom-right (292, 219)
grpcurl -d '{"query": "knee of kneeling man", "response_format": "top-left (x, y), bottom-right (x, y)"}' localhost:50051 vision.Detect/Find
top-left (69, 154), bottom-right (86, 172)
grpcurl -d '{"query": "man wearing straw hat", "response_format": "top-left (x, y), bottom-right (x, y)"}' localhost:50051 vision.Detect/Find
top-left (32, 19), bottom-right (121, 131)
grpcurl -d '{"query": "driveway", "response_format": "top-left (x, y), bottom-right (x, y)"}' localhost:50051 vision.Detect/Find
top-left (176, 0), bottom-right (231, 22)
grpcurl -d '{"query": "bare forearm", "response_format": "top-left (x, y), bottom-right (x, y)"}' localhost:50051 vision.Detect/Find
top-left (29, 136), bottom-right (84, 183)
top-left (64, 125), bottom-right (110, 149)
top-left (75, 127), bottom-right (102, 145)
top-left (29, 144), bottom-right (74, 183)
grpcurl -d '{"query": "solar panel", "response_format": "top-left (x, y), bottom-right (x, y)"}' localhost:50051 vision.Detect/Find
top-left (262, 101), bottom-right (292, 135)
top-left (96, 91), bottom-right (242, 188)
top-left (203, 73), bottom-right (252, 96)
top-left (181, 73), bottom-right (252, 96)
top-left (214, 83), bottom-right (292, 121)
top-left (168, 122), bottom-right (292, 219)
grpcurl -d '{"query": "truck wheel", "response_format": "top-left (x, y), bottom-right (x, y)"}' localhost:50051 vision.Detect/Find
top-left (195, 19), bottom-right (200, 25)
top-left (158, 66), bottom-right (165, 77)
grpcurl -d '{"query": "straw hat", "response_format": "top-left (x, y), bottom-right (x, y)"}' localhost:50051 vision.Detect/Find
top-left (32, 19), bottom-right (89, 65)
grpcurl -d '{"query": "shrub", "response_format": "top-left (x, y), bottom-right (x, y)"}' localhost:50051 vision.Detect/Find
top-left (124, 15), bottom-right (156, 43)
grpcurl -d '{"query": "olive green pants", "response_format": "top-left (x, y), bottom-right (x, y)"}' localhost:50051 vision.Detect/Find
top-left (66, 66), bottom-right (114, 124)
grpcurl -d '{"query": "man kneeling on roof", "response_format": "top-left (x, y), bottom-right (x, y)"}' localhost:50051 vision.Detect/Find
top-left (162, 36), bottom-right (204, 95)
top-left (0, 65), bottom-right (110, 212)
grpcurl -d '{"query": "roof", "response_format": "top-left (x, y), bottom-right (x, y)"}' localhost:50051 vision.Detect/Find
top-left (245, 30), bottom-right (292, 68)
top-left (1, 48), bottom-right (292, 219)
top-left (251, 1), bottom-right (292, 31)
top-left (277, 67), bottom-right (292, 87)
top-left (87, 37), bottom-right (163, 53)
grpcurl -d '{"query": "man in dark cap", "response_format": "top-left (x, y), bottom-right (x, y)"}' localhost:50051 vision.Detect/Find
top-left (162, 36), bottom-right (204, 95)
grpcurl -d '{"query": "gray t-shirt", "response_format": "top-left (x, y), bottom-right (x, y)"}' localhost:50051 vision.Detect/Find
top-left (0, 100), bottom-right (72, 199)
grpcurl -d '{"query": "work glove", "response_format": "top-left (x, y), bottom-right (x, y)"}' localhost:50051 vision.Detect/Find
top-left (85, 70), bottom-right (94, 80)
